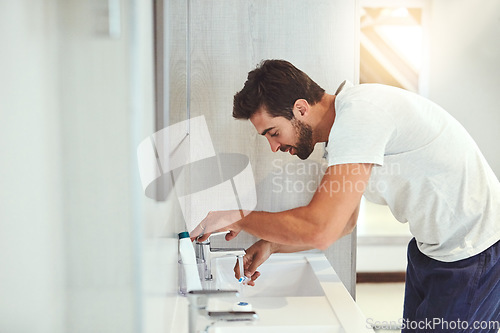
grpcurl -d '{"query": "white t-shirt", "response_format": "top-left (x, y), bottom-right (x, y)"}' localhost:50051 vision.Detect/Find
top-left (326, 82), bottom-right (500, 262)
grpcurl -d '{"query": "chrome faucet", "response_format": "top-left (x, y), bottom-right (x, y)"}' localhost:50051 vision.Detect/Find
top-left (187, 290), bottom-right (258, 333)
top-left (195, 236), bottom-right (245, 281)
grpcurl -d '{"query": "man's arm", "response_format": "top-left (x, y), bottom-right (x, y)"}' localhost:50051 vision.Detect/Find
top-left (237, 163), bottom-right (372, 250)
top-left (233, 183), bottom-right (364, 285)
top-left (268, 202), bottom-right (360, 254)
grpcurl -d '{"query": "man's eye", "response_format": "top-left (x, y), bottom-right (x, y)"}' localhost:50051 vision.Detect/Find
top-left (270, 132), bottom-right (279, 137)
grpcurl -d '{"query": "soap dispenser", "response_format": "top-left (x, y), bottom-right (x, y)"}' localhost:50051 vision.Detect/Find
top-left (178, 232), bottom-right (203, 292)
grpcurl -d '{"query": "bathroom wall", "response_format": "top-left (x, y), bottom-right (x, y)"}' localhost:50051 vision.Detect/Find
top-left (57, 1), bottom-right (149, 331)
top-left (428, 0), bottom-right (500, 177)
top-left (0, 1), bottom-right (65, 332)
top-left (0, 0), bottom-right (171, 332)
top-left (165, 0), bottom-right (359, 296)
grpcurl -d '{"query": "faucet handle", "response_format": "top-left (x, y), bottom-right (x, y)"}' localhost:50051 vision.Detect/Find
top-left (195, 231), bottom-right (230, 244)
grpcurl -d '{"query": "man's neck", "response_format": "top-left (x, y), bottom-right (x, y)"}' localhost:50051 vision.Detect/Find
top-left (311, 93), bottom-right (336, 144)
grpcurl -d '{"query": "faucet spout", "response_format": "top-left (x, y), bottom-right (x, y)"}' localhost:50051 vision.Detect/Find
top-left (195, 239), bottom-right (245, 281)
top-left (209, 247), bottom-right (246, 258)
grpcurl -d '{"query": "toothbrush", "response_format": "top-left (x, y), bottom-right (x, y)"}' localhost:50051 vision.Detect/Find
top-left (237, 255), bottom-right (248, 284)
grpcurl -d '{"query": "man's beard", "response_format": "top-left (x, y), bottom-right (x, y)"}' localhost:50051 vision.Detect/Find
top-left (291, 118), bottom-right (314, 160)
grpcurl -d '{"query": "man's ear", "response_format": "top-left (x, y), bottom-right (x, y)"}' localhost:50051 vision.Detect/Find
top-left (292, 99), bottom-right (309, 118)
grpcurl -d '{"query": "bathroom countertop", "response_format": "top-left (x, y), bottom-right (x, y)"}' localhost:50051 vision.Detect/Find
top-left (152, 253), bottom-right (373, 333)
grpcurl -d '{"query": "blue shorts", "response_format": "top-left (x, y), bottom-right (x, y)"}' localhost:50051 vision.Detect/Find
top-left (403, 238), bottom-right (500, 333)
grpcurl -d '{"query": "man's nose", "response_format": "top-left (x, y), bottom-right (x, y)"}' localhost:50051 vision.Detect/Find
top-left (267, 137), bottom-right (280, 152)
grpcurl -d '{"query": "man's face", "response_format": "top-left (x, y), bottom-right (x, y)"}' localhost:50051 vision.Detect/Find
top-left (250, 108), bottom-right (314, 160)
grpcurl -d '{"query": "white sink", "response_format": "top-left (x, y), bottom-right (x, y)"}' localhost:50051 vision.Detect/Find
top-left (202, 253), bottom-right (374, 333)
top-left (214, 255), bottom-right (324, 297)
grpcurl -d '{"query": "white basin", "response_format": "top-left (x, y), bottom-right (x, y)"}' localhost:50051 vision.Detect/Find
top-left (202, 253), bottom-right (374, 333)
top-left (213, 255), bottom-right (324, 297)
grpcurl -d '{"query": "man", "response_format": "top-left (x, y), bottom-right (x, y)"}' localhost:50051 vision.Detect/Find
top-left (194, 60), bottom-right (500, 332)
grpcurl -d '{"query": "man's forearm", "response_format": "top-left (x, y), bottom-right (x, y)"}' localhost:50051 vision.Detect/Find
top-left (272, 243), bottom-right (314, 253)
top-left (235, 164), bottom-right (371, 249)
top-left (238, 202), bottom-right (360, 249)
top-left (238, 206), bottom-right (337, 249)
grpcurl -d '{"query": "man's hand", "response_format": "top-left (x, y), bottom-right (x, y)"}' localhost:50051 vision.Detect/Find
top-left (233, 239), bottom-right (275, 286)
top-left (233, 241), bottom-right (315, 286)
top-left (190, 210), bottom-right (249, 241)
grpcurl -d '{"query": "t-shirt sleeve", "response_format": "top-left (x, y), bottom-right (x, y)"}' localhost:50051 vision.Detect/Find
top-left (327, 99), bottom-right (396, 167)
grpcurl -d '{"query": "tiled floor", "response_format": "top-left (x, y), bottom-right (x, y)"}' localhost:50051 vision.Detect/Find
top-left (356, 283), bottom-right (405, 332)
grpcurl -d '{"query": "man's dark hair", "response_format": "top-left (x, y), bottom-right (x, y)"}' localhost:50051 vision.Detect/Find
top-left (233, 60), bottom-right (325, 120)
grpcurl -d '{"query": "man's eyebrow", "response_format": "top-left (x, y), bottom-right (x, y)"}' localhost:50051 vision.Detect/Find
top-left (260, 127), bottom-right (275, 136)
